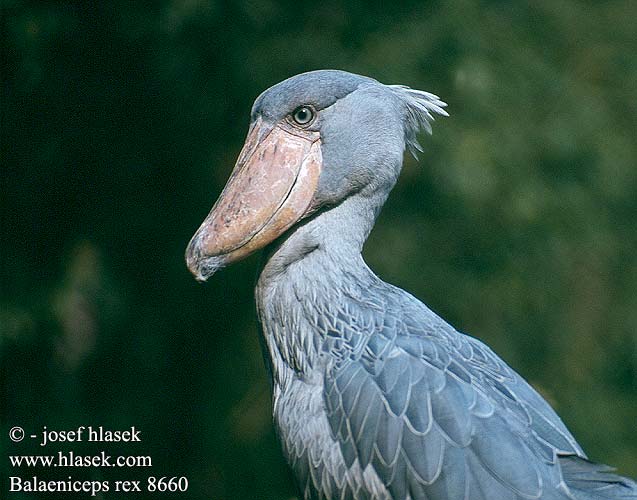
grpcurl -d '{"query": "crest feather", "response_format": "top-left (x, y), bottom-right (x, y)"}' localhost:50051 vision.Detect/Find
top-left (389, 85), bottom-right (448, 158)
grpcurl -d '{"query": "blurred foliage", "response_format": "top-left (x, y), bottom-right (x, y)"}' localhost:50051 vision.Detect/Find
top-left (2, 0), bottom-right (636, 498)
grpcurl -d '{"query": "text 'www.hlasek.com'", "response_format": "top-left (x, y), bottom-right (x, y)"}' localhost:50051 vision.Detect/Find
top-left (8, 425), bottom-right (189, 497)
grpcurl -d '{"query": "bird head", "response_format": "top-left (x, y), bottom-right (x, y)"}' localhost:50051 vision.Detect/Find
top-left (185, 70), bottom-right (447, 281)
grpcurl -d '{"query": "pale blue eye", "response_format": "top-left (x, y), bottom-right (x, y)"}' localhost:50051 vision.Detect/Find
top-left (292, 106), bottom-right (314, 125)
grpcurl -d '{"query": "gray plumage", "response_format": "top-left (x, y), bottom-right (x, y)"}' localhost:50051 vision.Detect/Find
top-left (190, 70), bottom-right (637, 499)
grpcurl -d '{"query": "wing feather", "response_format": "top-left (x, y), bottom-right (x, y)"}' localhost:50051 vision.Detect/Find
top-left (321, 290), bottom-right (588, 499)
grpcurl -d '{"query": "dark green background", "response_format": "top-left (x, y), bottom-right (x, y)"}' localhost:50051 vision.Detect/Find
top-left (2, 1), bottom-right (636, 499)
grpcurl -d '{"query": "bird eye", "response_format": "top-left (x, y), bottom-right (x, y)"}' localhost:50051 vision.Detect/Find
top-left (292, 106), bottom-right (314, 125)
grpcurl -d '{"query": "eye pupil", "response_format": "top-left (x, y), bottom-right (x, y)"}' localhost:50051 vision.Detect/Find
top-left (293, 106), bottom-right (313, 125)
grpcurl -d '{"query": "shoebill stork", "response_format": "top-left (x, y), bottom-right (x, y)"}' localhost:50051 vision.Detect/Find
top-left (185, 70), bottom-right (637, 500)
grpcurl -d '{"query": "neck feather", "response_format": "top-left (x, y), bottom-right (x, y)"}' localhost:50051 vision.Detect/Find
top-left (259, 189), bottom-right (388, 281)
top-left (254, 190), bottom-right (388, 385)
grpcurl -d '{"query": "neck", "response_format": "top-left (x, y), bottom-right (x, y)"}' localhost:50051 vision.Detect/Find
top-left (255, 190), bottom-right (388, 386)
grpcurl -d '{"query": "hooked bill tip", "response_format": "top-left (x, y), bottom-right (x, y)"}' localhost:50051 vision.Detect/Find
top-left (185, 239), bottom-right (227, 282)
top-left (191, 255), bottom-right (227, 282)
